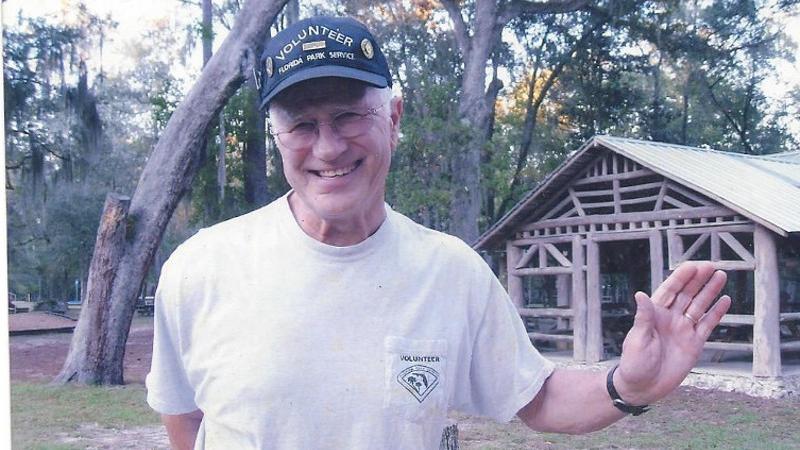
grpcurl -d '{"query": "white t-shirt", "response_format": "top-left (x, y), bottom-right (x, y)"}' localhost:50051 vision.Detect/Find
top-left (146, 194), bottom-right (554, 449)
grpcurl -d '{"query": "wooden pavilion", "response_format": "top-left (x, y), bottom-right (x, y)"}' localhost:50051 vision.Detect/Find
top-left (475, 136), bottom-right (800, 380)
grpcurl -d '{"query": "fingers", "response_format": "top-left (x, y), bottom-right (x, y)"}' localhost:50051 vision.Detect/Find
top-left (683, 269), bottom-right (728, 322)
top-left (652, 262), bottom-right (716, 310)
top-left (650, 262), bottom-right (699, 308)
top-left (695, 295), bottom-right (732, 338)
top-left (623, 292), bottom-right (656, 352)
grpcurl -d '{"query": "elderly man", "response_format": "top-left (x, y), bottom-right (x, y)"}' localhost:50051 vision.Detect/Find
top-left (146, 16), bottom-right (731, 450)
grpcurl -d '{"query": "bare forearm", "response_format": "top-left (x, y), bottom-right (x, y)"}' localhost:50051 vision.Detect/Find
top-left (163, 410), bottom-right (203, 450)
top-left (517, 368), bottom-right (627, 434)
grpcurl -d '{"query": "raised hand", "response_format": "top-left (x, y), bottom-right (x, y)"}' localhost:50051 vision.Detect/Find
top-left (613, 261), bottom-right (732, 405)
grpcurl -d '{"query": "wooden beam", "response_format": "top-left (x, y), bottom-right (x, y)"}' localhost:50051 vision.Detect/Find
top-left (663, 195), bottom-right (692, 209)
top-left (680, 232), bottom-right (709, 262)
top-left (516, 244), bottom-right (539, 269)
top-left (592, 230), bottom-right (653, 241)
top-left (667, 229), bottom-right (684, 269)
top-left (752, 225), bottom-right (781, 377)
top-left (529, 332), bottom-right (574, 343)
top-left (780, 313), bottom-right (800, 322)
top-left (649, 230), bottom-right (664, 293)
top-left (520, 206), bottom-right (735, 232)
top-left (572, 235), bottom-right (586, 361)
top-left (666, 182), bottom-right (712, 206)
top-left (710, 231), bottom-right (721, 261)
top-left (542, 195), bottom-right (574, 220)
top-left (655, 181), bottom-right (667, 211)
top-left (619, 181), bottom-right (664, 193)
top-left (558, 207), bottom-right (577, 219)
top-left (511, 235), bottom-right (576, 246)
top-left (556, 274), bottom-right (571, 350)
top-left (539, 243), bottom-right (547, 268)
top-left (780, 341), bottom-right (800, 351)
top-left (518, 307), bottom-right (573, 318)
top-left (612, 179), bottom-right (621, 214)
top-left (513, 267), bottom-right (574, 276)
top-left (586, 237), bottom-right (603, 362)
top-left (673, 224), bottom-right (754, 234)
top-left (703, 341), bottom-right (753, 352)
top-left (506, 242), bottom-right (524, 309)
top-left (568, 188), bottom-right (586, 216)
top-left (620, 195), bottom-right (660, 206)
top-left (574, 168), bottom-right (654, 185)
top-left (544, 244), bottom-right (572, 267)
top-left (718, 232), bottom-right (755, 263)
top-left (720, 314), bottom-right (755, 325)
top-left (707, 261), bottom-right (756, 271)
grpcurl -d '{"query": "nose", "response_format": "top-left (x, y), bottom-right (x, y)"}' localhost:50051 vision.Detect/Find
top-left (312, 123), bottom-right (348, 161)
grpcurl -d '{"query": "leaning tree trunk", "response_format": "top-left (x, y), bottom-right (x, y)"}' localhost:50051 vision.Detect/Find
top-left (54, 194), bottom-right (130, 383)
top-left (54, 0), bottom-right (290, 385)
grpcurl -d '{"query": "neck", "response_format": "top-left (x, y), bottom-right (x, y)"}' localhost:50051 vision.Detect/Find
top-left (288, 193), bottom-right (387, 246)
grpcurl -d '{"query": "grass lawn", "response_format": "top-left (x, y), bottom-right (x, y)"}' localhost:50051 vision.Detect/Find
top-left (456, 385), bottom-right (800, 449)
top-left (10, 382), bottom-right (162, 450)
top-left (9, 381), bottom-right (800, 449)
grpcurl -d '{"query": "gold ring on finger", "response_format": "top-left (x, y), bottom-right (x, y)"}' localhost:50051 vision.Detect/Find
top-left (683, 312), bottom-right (699, 325)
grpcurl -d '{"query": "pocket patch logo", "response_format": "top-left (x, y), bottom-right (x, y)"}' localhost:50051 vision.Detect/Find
top-left (398, 365), bottom-right (440, 403)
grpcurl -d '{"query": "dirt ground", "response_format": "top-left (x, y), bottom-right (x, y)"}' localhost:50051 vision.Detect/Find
top-left (9, 315), bottom-right (155, 384)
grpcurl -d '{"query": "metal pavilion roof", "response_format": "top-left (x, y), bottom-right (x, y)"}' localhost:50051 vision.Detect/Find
top-left (475, 135), bottom-right (800, 250)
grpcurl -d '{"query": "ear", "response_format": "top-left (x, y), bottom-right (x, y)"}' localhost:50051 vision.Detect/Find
top-left (389, 95), bottom-right (403, 151)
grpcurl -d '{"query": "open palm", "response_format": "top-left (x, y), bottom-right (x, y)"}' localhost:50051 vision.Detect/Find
top-left (615, 262), bottom-right (732, 405)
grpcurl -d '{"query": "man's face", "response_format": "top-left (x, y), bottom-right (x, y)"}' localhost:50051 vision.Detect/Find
top-left (269, 79), bottom-right (402, 228)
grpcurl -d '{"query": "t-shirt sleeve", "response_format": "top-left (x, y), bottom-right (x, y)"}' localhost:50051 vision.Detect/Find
top-left (145, 254), bottom-right (200, 415)
top-left (458, 263), bottom-right (555, 423)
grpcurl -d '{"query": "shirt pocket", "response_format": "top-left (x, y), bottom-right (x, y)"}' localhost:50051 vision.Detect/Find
top-left (384, 336), bottom-right (448, 423)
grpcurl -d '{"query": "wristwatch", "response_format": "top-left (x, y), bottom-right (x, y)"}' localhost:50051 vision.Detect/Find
top-left (606, 364), bottom-right (650, 416)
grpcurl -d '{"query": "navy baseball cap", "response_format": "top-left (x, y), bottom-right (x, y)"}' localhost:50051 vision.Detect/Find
top-left (258, 16), bottom-right (392, 109)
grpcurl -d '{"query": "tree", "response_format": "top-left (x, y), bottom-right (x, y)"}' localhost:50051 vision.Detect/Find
top-left (55, 0), bottom-right (290, 385)
top-left (440, 0), bottom-right (591, 244)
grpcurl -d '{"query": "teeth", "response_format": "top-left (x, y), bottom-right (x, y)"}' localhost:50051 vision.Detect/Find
top-left (318, 163), bottom-right (357, 178)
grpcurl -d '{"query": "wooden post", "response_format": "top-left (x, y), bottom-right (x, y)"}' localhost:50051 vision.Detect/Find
top-left (572, 235), bottom-right (587, 361)
top-left (439, 423), bottom-right (459, 450)
top-left (586, 237), bottom-right (603, 362)
top-left (666, 228), bottom-right (684, 269)
top-left (649, 230), bottom-right (664, 294)
top-left (556, 275), bottom-right (571, 351)
top-left (506, 241), bottom-right (524, 309)
top-left (753, 225), bottom-right (781, 378)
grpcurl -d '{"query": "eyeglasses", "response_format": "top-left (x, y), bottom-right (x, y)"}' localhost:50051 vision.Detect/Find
top-left (269, 103), bottom-right (387, 150)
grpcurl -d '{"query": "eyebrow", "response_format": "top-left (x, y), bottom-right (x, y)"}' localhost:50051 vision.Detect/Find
top-left (279, 101), bottom-right (369, 122)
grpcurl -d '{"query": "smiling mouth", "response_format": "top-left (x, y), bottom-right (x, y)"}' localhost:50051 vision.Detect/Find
top-left (313, 160), bottom-right (362, 178)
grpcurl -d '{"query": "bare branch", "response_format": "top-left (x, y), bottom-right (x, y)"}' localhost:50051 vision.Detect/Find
top-left (440, 0), bottom-right (471, 55)
top-left (499, 0), bottom-right (591, 26)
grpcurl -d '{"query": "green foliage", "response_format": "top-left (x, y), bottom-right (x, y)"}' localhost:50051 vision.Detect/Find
top-left (4, 11), bottom-right (167, 300)
top-left (5, 0), bottom-right (799, 296)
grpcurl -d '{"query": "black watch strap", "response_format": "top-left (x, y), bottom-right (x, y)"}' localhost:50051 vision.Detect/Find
top-left (606, 364), bottom-right (650, 416)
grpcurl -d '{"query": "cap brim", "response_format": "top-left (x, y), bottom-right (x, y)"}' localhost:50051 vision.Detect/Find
top-left (260, 66), bottom-right (389, 110)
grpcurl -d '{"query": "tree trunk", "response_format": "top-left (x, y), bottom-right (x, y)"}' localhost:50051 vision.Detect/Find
top-left (54, 193), bottom-right (130, 384)
top-left (54, 0), bottom-right (290, 385)
top-left (218, 110), bottom-right (227, 202)
top-left (446, 0), bottom-right (498, 245)
top-left (442, 0), bottom-right (589, 244)
top-left (243, 79), bottom-right (269, 207)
